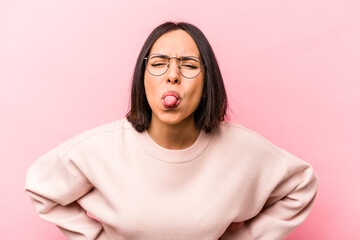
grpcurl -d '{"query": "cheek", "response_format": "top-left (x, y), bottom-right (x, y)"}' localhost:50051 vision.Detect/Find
top-left (144, 76), bottom-right (154, 96)
top-left (144, 76), bottom-right (161, 110)
top-left (195, 78), bottom-right (205, 98)
top-left (187, 78), bottom-right (204, 105)
top-left (144, 78), bottom-right (153, 105)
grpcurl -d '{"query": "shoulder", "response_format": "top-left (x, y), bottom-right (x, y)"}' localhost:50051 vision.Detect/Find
top-left (47, 118), bottom-right (133, 159)
top-left (216, 121), bottom-right (285, 157)
top-left (67, 118), bottom-right (130, 142)
top-left (215, 121), bottom-right (314, 176)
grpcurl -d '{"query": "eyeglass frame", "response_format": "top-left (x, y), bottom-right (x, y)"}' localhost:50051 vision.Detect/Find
top-left (144, 54), bottom-right (205, 79)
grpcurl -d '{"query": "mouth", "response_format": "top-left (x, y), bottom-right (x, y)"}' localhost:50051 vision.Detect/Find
top-left (162, 91), bottom-right (180, 109)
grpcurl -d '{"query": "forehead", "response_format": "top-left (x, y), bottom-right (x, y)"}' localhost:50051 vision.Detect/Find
top-left (149, 30), bottom-right (200, 57)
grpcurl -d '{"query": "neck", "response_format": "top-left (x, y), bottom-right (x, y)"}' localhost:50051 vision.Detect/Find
top-left (147, 114), bottom-right (201, 150)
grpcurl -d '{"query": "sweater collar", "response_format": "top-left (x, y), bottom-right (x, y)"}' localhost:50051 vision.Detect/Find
top-left (133, 125), bottom-right (212, 164)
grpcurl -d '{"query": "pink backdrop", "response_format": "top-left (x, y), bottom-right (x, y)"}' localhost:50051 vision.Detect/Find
top-left (1, 0), bottom-right (359, 239)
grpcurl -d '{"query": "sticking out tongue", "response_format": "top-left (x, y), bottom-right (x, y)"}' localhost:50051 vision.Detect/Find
top-left (163, 95), bottom-right (178, 108)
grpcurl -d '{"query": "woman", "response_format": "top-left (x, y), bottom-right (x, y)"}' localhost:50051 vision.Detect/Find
top-left (25, 22), bottom-right (319, 240)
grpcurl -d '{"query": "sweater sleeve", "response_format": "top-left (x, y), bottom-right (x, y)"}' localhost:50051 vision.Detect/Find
top-left (221, 150), bottom-right (319, 240)
top-left (25, 140), bottom-right (106, 240)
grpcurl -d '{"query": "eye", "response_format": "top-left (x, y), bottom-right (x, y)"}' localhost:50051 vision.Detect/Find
top-left (181, 57), bottom-right (200, 69)
top-left (151, 63), bottom-right (167, 67)
top-left (181, 64), bottom-right (198, 69)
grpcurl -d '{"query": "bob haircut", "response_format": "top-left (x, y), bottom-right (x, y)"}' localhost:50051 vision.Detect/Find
top-left (126, 21), bottom-right (227, 133)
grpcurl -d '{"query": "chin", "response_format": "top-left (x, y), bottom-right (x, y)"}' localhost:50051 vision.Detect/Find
top-left (157, 115), bottom-right (183, 126)
top-left (156, 111), bottom-right (195, 127)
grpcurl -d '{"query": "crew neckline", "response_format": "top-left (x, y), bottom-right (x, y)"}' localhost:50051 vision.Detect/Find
top-left (133, 126), bottom-right (212, 164)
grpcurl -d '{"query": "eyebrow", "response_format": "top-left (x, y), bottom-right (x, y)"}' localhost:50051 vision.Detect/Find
top-left (181, 56), bottom-right (200, 62)
top-left (149, 54), bottom-right (168, 59)
top-left (149, 54), bottom-right (200, 62)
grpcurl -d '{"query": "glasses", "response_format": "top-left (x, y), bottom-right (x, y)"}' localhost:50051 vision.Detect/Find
top-left (144, 54), bottom-right (204, 79)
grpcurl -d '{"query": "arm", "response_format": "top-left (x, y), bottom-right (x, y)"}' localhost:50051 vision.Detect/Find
top-left (25, 141), bottom-right (105, 240)
top-left (221, 151), bottom-right (319, 240)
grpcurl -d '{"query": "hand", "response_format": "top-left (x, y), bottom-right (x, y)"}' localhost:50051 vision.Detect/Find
top-left (226, 221), bottom-right (244, 231)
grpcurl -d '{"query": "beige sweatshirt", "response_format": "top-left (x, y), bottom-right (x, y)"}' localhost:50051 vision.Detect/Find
top-left (25, 118), bottom-right (319, 240)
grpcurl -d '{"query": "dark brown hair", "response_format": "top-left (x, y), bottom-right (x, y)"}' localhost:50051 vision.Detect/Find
top-left (126, 21), bottom-right (227, 133)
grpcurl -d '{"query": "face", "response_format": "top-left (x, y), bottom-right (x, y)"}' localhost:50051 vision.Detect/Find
top-left (144, 30), bottom-right (205, 127)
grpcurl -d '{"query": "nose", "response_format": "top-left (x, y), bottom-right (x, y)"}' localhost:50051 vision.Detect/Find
top-left (166, 58), bottom-right (181, 84)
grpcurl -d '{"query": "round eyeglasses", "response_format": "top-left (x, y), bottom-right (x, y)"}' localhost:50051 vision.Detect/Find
top-left (144, 54), bottom-right (204, 79)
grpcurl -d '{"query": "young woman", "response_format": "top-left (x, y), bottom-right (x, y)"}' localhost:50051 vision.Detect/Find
top-left (25, 22), bottom-right (319, 240)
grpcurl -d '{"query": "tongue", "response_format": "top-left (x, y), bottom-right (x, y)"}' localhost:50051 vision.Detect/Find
top-left (163, 95), bottom-right (177, 107)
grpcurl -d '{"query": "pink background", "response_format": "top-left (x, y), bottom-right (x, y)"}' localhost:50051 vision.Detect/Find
top-left (1, 0), bottom-right (359, 239)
